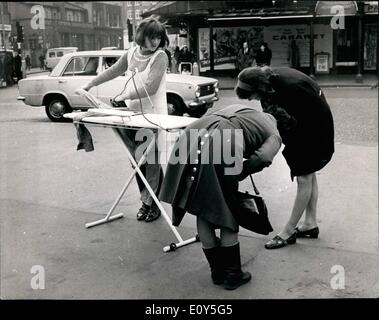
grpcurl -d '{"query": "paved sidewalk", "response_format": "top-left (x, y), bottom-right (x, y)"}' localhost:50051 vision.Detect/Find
top-left (26, 67), bottom-right (49, 75)
top-left (24, 66), bottom-right (378, 88)
top-left (1, 136), bottom-right (378, 299)
top-left (217, 73), bottom-right (379, 90)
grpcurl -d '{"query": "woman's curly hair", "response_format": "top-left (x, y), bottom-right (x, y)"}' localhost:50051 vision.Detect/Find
top-left (264, 105), bottom-right (297, 144)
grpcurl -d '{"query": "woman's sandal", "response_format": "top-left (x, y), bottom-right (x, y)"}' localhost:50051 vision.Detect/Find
top-left (265, 232), bottom-right (297, 249)
top-left (295, 226), bottom-right (319, 238)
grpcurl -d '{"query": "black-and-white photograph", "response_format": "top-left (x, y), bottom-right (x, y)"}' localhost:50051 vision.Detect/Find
top-left (0, 0), bottom-right (378, 312)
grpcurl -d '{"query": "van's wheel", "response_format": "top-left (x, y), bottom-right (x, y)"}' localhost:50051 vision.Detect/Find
top-left (167, 95), bottom-right (186, 116)
top-left (45, 97), bottom-right (72, 122)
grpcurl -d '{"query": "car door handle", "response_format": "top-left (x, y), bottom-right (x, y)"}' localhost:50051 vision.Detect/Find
top-left (58, 79), bottom-right (67, 83)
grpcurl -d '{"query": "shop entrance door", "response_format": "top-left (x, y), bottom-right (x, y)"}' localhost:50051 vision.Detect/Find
top-left (335, 22), bottom-right (358, 73)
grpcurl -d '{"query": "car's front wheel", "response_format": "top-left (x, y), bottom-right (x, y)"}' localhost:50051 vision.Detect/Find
top-left (45, 96), bottom-right (72, 122)
top-left (167, 95), bottom-right (186, 116)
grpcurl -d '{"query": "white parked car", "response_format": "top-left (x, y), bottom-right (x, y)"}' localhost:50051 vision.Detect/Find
top-left (18, 50), bottom-right (219, 121)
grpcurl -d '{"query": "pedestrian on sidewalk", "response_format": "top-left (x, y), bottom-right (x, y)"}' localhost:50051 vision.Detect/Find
top-left (255, 42), bottom-right (272, 67)
top-left (288, 40), bottom-right (300, 69)
top-left (177, 45), bottom-right (194, 73)
top-left (39, 54), bottom-right (45, 70)
top-left (3, 52), bottom-right (14, 86)
top-left (159, 104), bottom-right (282, 290)
top-left (235, 42), bottom-right (254, 77)
top-left (164, 44), bottom-right (172, 72)
top-left (0, 55), bottom-right (4, 85)
top-left (235, 66), bottom-right (335, 249)
top-left (173, 46), bottom-right (180, 73)
top-left (80, 15), bottom-right (169, 223)
top-left (14, 52), bottom-right (22, 83)
top-left (25, 55), bottom-right (31, 71)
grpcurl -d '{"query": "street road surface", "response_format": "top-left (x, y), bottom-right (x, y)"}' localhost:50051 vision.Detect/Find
top-left (0, 82), bottom-right (378, 299)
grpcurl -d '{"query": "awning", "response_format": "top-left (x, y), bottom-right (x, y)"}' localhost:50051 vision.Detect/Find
top-left (207, 9), bottom-right (314, 21)
top-left (144, 1), bottom-right (317, 22)
top-left (315, 1), bottom-right (358, 16)
top-left (141, 1), bottom-right (228, 18)
top-left (364, 1), bottom-right (378, 14)
top-left (143, 1), bottom-right (176, 16)
top-left (143, 1), bottom-right (369, 23)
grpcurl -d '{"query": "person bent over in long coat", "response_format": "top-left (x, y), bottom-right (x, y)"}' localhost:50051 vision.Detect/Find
top-left (159, 104), bottom-right (282, 290)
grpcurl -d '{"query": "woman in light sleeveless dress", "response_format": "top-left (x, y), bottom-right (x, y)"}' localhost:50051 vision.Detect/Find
top-left (82, 16), bottom-right (169, 223)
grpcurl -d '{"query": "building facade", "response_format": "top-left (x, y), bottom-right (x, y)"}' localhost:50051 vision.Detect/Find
top-left (7, 1), bottom-right (123, 67)
top-left (0, 2), bottom-right (12, 51)
top-left (121, 1), bottom-right (158, 48)
top-left (143, 0), bottom-right (378, 78)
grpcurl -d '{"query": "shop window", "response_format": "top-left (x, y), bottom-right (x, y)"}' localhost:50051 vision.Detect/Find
top-left (364, 24), bottom-right (377, 70)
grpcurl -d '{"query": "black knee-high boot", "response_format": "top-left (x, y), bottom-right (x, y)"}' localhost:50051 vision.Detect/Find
top-left (202, 247), bottom-right (224, 285)
top-left (221, 243), bottom-right (251, 290)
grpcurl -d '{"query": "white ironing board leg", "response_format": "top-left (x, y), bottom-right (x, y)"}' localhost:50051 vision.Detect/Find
top-left (114, 128), bottom-right (199, 252)
top-left (85, 129), bottom-right (155, 228)
top-left (84, 126), bottom-right (199, 252)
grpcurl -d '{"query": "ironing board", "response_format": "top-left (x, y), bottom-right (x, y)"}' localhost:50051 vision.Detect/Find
top-left (64, 109), bottom-right (199, 252)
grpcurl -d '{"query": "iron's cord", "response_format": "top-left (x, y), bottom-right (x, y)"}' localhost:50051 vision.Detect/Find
top-left (112, 70), bottom-right (137, 103)
top-left (131, 71), bottom-right (167, 131)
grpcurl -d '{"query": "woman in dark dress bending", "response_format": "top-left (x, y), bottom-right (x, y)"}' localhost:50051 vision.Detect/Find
top-left (235, 66), bottom-right (334, 249)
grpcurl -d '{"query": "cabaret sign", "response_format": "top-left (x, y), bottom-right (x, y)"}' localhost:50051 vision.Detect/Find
top-left (272, 33), bottom-right (326, 41)
top-left (264, 24), bottom-right (332, 67)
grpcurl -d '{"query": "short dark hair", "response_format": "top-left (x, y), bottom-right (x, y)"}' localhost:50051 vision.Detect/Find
top-left (235, 66), bottom-right (273, 99)
top-left (135, 16), bottom-right (169, 49)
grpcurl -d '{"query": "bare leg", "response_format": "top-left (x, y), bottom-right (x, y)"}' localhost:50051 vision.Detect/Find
top-left (197, 216), bottom-right (238, 249)
top-left (220, 227), bottom-right (239, 248)
top-left (196, 216), bottom-right (218, 249)
top-left (298, 173), bottom-right (318, 230)
top-left (278, 173), bottom-right (313, 239)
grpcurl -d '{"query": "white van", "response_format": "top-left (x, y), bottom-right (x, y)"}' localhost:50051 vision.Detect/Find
top-left (45, 47), bottom-right (78, 70)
